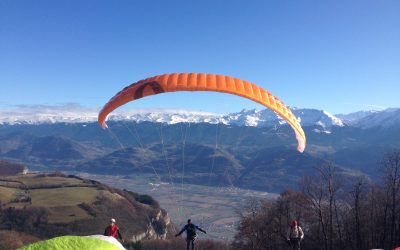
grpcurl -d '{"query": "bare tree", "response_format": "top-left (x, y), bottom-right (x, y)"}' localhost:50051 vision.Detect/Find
top-left (232, 151), bottom-right (400, 250)
top-left (380, 149), bottom-right (400, 249)
top-left (300, 162), bottom-right (342, 250)
top-left (348, 178), bottom-right (366, 250)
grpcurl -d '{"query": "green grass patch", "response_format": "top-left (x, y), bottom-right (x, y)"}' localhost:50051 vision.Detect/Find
top-left (29, 187), bottom-right (99, 207)
top-left (0, 186), bottom-right (17, 202)
top-left (17, 175), bottom-right (84, 187)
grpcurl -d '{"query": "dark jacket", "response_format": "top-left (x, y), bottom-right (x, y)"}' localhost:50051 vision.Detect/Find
top-left (176, 223), bottom-right (206, 240)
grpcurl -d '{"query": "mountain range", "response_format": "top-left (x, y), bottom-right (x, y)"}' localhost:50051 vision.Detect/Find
top-left (1, 106), bottom-right (400, 192)
top-left (2, 106), bottom-right (397, 129)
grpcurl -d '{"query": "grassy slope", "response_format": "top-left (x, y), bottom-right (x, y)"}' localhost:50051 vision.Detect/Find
top-left (0, 186), bottom-right (17, 201)
top-left (0, 173), bottom-right (173, 249)
top-left (0, 174), bottom-right (98, 223)
top-left (30, 187), bottom-right (98, 207)
top-left (29, 186), bottom-right (99, 223)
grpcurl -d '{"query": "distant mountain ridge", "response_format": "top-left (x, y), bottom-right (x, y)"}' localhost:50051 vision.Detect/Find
top-left (1, 106), bottom-right (399, 130)
top-left (1, 106), bottom-right (400, 192)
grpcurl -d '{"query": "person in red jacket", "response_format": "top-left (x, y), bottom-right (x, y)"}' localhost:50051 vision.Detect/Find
top-left (286, 220), bottom-right (304, 250)
top-left (104, 218), bottom-right (123, 242)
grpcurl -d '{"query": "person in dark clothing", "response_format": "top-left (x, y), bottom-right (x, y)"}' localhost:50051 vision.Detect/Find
top-left (104, 218), bottom-right (123, 242)
top-left (175, 219), bottom-right (206, 250)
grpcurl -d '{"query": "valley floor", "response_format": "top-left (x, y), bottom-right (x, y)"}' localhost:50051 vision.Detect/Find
top-left (75, 173), bottom-right (277, 240)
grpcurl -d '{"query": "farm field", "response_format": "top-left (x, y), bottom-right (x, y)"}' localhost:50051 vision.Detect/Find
top-left (0, 174), bottom-right (100, 223)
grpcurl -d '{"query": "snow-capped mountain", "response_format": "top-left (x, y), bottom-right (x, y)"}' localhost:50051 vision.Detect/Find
top-left (336, 110), bottom-right (379, 125)
top-left (293, 109), bottom-right (344, 127)
top-left (1, 105), bottom-right (399, 130)
top-left (0, 106), bottom-right (220, 125)
top-left (220, 109), bottom-right (284, 127)
top-left (352, 108), bottom-right (400, 129)
top-left (109, 109), bottom-right (220, 124)
top-left (220, 108), bottom-right (344, 129)
top-left (0, 105), bottom-right (99, 124)
top-left (0, 105), bottom-right (344, 129)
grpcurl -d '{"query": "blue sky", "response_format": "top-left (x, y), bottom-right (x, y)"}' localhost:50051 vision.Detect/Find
top-left (0, 0), bottom-right (399, 114)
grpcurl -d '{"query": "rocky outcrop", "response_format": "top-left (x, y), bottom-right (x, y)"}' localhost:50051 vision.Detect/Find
top-left (130, 209), bottom-right (174, 242)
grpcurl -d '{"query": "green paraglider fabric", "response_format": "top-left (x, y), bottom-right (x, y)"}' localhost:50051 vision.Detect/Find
top-left (17, 235), bottom-right (121, 250)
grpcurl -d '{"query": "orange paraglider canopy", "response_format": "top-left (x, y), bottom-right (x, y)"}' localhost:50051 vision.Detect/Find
top-left (98, 73), bottom-right (306, 152)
